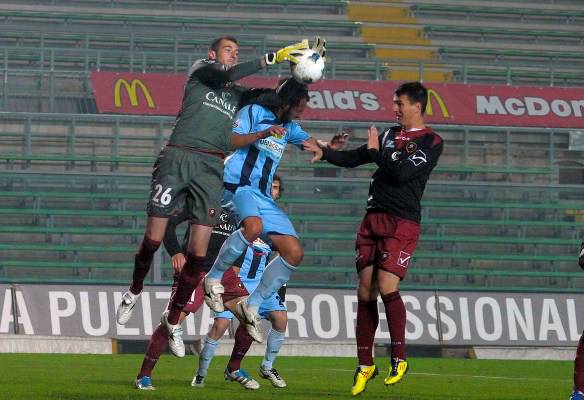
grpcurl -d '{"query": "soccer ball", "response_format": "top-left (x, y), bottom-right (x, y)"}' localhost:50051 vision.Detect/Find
top-left (291, 49), bottom-right (325, 84)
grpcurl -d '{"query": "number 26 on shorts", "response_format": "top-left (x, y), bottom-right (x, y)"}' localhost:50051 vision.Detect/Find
top-left (151, 184), bottom-right (172, 206)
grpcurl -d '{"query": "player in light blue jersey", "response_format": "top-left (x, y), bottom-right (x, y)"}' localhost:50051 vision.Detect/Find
top-left (193, 176), bottom-right (288, 390)
top-left (204, 78), bottom-right (321, 342)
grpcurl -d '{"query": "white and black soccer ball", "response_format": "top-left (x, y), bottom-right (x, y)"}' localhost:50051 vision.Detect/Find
top-left (290, 49), bottom-right (325, 84)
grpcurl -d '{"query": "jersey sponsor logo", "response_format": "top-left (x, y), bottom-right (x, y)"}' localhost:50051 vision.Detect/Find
top-left (204, 91), bottom-right (237, 117)
top-left (391, 151), bottom-right (401, 161)
top-left (385, 139), bottom-right (395, 148)
top-left (114, 78), bottom-right (155, 109)
top-left (408, 149), bottom-right (427, 166)
top-left (397, 251), bottom-right (411, 268)
top-left (219, 212), bottom-right (229, 222)
top-left (258, 138), bottom-right (285, 158)
top-left (233, 119), bottom-right (240, 128)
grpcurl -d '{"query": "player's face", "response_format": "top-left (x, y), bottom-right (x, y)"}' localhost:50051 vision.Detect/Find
top-left (209, 40), bottom-right (239, 67)
top-left (271, 180), bottom-right (281, 200)
top-left (393, 94), bottom-right (420, 127)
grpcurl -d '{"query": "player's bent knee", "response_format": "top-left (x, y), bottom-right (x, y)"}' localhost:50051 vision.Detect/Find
top-left (287, 240), bottom-right (304, 265)
top-left (208, 318), bottom-right (230, 339)
top-left (241, 217), bottom-right (263, 241)
top-left (283, 247), bottom-right (303, 266)
top-left (271, 312), bottom-right (288, 332)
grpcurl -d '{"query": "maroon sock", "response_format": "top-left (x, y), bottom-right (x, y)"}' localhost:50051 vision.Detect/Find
top-left (381, 291), bottom-right (406, 360)
top-left (137, 324), bottom-right (168, 379)
top-left (167, 254), bottom-right (205, 324)
top-left (356, 299), bottom-right (379, 366)
top-left (227, 324), bottom-right (254, 372)
top-left (575, 331), bottom-right (584, 392)
top-left (129, 235), bottom-right (161, 295)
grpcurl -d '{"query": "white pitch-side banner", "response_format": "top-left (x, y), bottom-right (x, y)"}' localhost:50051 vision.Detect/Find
top-left (0, 284), bottom-right (582, 346)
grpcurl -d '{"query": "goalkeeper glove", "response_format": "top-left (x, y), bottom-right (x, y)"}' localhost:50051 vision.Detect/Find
top-left (265, 39), bottom-right (309, 65)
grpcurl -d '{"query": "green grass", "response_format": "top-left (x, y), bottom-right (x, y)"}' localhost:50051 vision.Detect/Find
top-left (0, 354), bottom-right (573, 400)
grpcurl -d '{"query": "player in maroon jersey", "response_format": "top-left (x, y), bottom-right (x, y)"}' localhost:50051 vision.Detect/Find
top-left (304, 81), bottom-right (443, 396)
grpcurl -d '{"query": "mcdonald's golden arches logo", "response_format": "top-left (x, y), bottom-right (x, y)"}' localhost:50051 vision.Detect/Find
top-left (114, 78), bottom-right (155, 109)
top-left (425, 88), bottom-right (450, 118)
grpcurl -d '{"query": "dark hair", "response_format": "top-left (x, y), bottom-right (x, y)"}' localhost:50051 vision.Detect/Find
top-left (275, 78), bottom-right (309, 110)
top-left (237, 88), bottom-right (276, 110)
top-left (209, 36), bottom-right (238, 52)
top-left (273, 173), bottom-right (284, 195)
top-left (395, 81), bottom-right (428, 115)
top-left (238, 78), bottom-right (309, 121)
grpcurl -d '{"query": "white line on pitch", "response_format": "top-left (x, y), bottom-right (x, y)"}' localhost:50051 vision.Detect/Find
top-left (328, 369), bottom-right (570, 382)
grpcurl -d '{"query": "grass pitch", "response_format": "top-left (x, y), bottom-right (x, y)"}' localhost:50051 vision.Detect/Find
top-left (0, 354), bottom-right (572, 400)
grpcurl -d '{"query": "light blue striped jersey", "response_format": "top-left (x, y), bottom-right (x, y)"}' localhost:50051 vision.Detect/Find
top-left (238, 238), bottom-right (272, 291)
top-left (224, 104), bottom-right (310, 197)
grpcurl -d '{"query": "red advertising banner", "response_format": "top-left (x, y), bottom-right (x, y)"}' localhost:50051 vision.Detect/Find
top-left (91, 71), bottom-right (584, 128)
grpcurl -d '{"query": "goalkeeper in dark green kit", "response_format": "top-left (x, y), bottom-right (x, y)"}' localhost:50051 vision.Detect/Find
top-left (115, 35), bottom-right (309, 358)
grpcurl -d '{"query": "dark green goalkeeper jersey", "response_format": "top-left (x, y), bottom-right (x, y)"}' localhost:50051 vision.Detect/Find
top-left (168, 58), bottom-right (263, 153)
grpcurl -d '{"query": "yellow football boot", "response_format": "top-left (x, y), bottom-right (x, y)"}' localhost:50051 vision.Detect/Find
top-left (351, 365), bottom-right (378, 396)
top-left (384, 358), bottom-right (408, 385)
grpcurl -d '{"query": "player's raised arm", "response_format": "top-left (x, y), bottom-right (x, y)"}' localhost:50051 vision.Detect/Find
top-left (304, 136), bottom-right (372, 168)
top-left (369, 128), bottom-right (443, 183)
top-left (191, 39), bottom-right (309, 89)
top-left (229, 104), bottom-right (287, 150)
top-left (230, 126), bottom-right (287, 150)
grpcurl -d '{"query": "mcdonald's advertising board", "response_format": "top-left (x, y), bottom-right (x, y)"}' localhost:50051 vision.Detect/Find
top-left (91, 71), bottom-right (584, 128)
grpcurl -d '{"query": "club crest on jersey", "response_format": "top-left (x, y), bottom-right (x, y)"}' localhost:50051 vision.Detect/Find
top-left (385, 140), bottom-right (395, 148)
top-left (391, 151), bottom-right (401, 161)
top-left (406, 141), bottom-right (417, 153)
top-left (208, 208), bottom-right (217, 218)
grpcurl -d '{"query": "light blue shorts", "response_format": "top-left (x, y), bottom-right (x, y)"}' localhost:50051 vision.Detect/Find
top-left (223, 186), bottom-right (298, 239)
top-left (214, 290), bottom-right (286, 320)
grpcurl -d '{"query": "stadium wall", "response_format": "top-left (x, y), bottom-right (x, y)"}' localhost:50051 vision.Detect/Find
top-left (1, 284), bottom-right (582, 351)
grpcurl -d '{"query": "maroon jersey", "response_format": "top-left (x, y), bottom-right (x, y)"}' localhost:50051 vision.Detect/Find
top-left (322, 126), bottom-right (443, 223)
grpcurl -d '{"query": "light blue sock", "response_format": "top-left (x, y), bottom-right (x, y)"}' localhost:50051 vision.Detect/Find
top-left (206, 229), bottom-right (249, 280)
top-left (262, 328), bottom-right (285, 370)
top-left (247, 256), bottom-right (296, 308)
top-left (197, 336), bottom-right (220, 377)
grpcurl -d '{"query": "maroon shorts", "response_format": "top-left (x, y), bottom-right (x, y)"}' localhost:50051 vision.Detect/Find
top-left (168, 271), bottom-right (206, 315)
top-left (167, 268), bottom-right (247, 314)
top-left (222, 267), bottom-right (249, 302)
top-left (355, 212), bottom-right (420, 279)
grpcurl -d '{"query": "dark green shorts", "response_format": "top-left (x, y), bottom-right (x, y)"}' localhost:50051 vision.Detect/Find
top-left (146, 146), bottom-right (224, 226)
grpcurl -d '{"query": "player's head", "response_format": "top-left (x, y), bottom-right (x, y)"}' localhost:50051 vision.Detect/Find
top-left (208, 36), bottom-right (239, 67)
top-left (272, 173), bottom-right (283, 201)
top-left (393, 81), bottom-right (427, 128)
top-left (275, 78), bottom-right (309, 123)
top-left (238, 78), bottom-right (309, 123)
